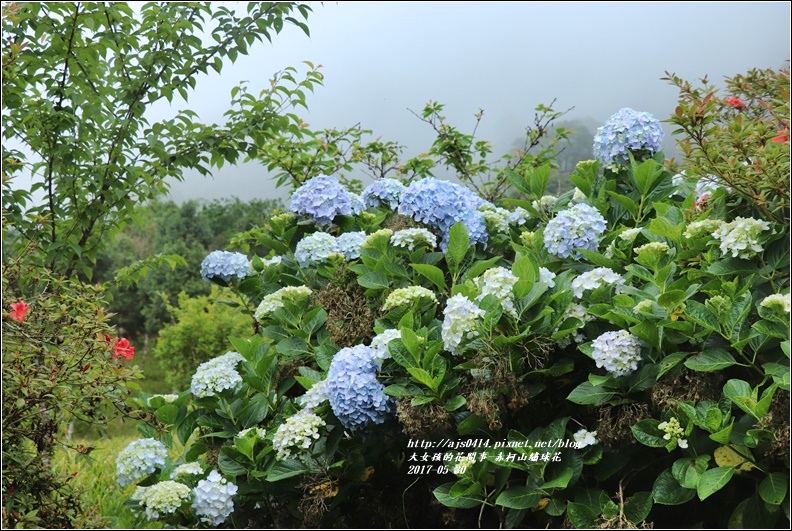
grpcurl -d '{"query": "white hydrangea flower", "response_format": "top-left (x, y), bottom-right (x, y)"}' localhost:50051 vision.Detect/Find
top-left (554, 303), bottom-right (593, 348)
top-left (261, 255), bottom-right (283, 268)
top-left (571, 267), bottom-right (626, 298)
top-left (442, 294), bottom-right (485, 355)
top-left (591, 330), bottom-right (642, 377)
top-left (539, 267), bottom-right (556, 288)
top-left (192, 470), bottom-right (238, 526)
top-left (479, 205), bottom-right (511, 234)
top-left (170, 462), bottom-right (204, 479)
top-left (712, 217), bottom-right (770, 258)
top-left (658, 417), bottom-right (687, 449)
top-left (619, 227), bottom-right (643, 241)
top-left (370, 329), bottom-right (402, 364)
top-left (634, 242), bottom-right (669, 256)
top-left (254, 285), bottom-right (312, 321)
top-left (475, 267), bottom-right (518, 317)
top-left (382, 286), bottom-right (437, 312)
top-left (684, 219), bottom-right (725, 240)
top-left (190, 352), bottom-right (245, 398)
top-left (116, 438), bottom-right (169, 486)
top-left (760, 293), bottom-right (791, 313)
top-left (337, 231), bottom-right (368, 260)
top-left (236, 427), bottom-right (267, 440)
top-left (138, 480), bottom-right (191, 521)
top-left (294, 232), bottom-right (341, 267)
top-left (298, 380), bottom-right (329, 412)
top-left (364, 228), bottom-right (394, 246)
top-left (573, 429), bottom-right (598, 448)
top-left (272, 411), bottom-right (326, 460)
top-left (390, 228), bottom-right (438, 251)
top-left (147, 394), bottom-right (179, 407)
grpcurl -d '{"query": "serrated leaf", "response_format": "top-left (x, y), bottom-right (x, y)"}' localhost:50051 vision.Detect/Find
top-left (684, 348), bottom-right (737, 372)
top-left (495, 486), bottom-right (544, 509)
top-left (697, 466), bottom-right (734, 500)
top-left (567, 382), bottom-right (615, 405)
top-left (652, 469), bottom-right (696, 505)
top-left (623, 491), bottom-right (652, 523)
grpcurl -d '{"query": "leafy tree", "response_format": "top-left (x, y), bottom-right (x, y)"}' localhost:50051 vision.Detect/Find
top-left (2, 1), bottom-right (316, 278)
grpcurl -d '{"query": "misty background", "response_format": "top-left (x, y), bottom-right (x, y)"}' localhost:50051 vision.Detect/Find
top-left (13, 1), bottom-right (792, 204)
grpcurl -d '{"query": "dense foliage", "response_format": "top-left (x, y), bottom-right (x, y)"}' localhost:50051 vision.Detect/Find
top-left (114, 65), bottom-right (790, 529)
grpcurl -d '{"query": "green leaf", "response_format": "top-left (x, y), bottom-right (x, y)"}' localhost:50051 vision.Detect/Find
top-left (445, 222), bottom-right (470, 275)
top-left (267, 459), bottom-right (310, 481)
top-left (433, 482), bottom-right (482, 509)
top-left (631, 419), bottom-right (667, 448)
top-left (567, 382), bottom-right (616, 405)
top-left (759, 472), bottom-right (788, 505)
top-left (684, 348), bottom-right (737, 372)
top-left (672, 455), bottom-right (710, 489)
top-left (410, 263), bottom-right (447, 291)
top-left (384, 384), bottom-right (414, 397)
top-left (566, 502), bottom-right (598, 528)
top-left (358, 271), bottom-right (390, 290)
top-left (444, 395), bottom-right (466, 411)
top-left (218, 450), bottom-right (248, 476)
top-left (155, 404), bottom-right (179, 425)
top-left (652, 469), bottom-right (696, 505)
top-left (657, 351), bottom-right (690, 377)
top-left (623, 491), bottom-right (652, 523)
top-left (495, 486), bottom-right (543, 509)
top-left (723, 379), bottom-right (758, 418)
top-left (697, 466), bottom-right (734, 500)
top-left (606, 191), bottom-right (637, 217)
top-left (407, 367), bottom-right (437, 391)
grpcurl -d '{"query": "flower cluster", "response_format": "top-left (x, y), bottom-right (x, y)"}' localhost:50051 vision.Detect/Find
top-left (572, 267), bottom-right (625, 298)
top-left (254, 285), bottom-right (312, 321)
top-left (362, 178), bottom-right (406, 209)
top-left (326, 345), bottom-right (391, 430)
top-left (543, 203), bottom-right (607, 259)
top-left (8, 300), bottom-right (29, 323)
top-left (337, 231), bottom-right (368, 260)
top-left (290, 175), bottom-right (353, 226)
top-left (171, 462), bottom-right (204, 479)
top-left (299, 380), bottom-right (329, 412)
top-left (475, 267), bottom-right (518, 317)
top-left (113, 337), bottom-right (135, 360)
top-left (633, 299), bottom-right (654, 313)
top-left (712, 217), bottom-right (770, 258)
top-left (260, 255), bottom-right (283, 268)
top-left (532, 195), bottom-right (557, 215)
top-left (508, 207), bottom-right (531, 226)
top-left (658, 417), bottom-right (688, 449)
top-left (370, 329), bottom-right (401, 364)
top-left (634, 241), bottom-right (670, 257)
top-left (573, 429), bottom-right (598, 449)
top-left (272, 411), bottom-right (326, 459)
top-left (593, 107), bottom-right (664, 166)
top-left (147, 394), bottom-right (179, 407)
top-left (554, 303), bottom-right (593, 348)
top-left (452, 454), bottom-right (476, 475)
top-left (684, 219), bottom-right (724, 240)
top-left (200, 250), bottom-right (251, 283)
top-left (390, 228), bottom-right (437, 251)
top-left (190, 352), bottom-right (245, 398)
top-left (382, 286), bottom-right (437, 312)
top-left (591, 330), bottom-right (642, 377)
top-left (398, 178), bottom-right (488, 251)
top-left (294, 232), bottom-right (342, 267)
top-left (236, 427), bottom-right (267, 440)
top-left (760, 293), bottom-right (791, 313)
top-left (479, 204), bottom-right (511, 234)
top-left (192, 470), bottom-right (238, 526)
top-left (442, 294), bottom-right (485, 355)
top-left (116, 438), bottom-right (169, 486)
top-left (539, 267), bottom-right (556, 288)
top-left (137, 481), bottom-right (191, 521)
top-left (619, 227), bottom-right (643, 241)
top-left (348, 192), bottom-right (366, 215)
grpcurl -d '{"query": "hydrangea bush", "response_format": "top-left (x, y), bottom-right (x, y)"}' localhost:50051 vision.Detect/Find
top-left (119, 89), bottom-right (789, 528)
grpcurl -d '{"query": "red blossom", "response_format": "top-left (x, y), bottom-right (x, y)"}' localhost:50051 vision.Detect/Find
top-left (112, 338), bottom-right (135, 360)
top-left (8, 300), bottom-right (29, 323)
top-left (771, 127), bottom-right (790, 144)
top-left (725, 96), bottom-right (745, 110)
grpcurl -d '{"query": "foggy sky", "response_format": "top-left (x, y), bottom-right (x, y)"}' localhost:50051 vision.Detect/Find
top-left (12, 1), bottom-right (792, 205)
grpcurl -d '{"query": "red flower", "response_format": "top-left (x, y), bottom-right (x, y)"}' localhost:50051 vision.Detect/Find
top-left (725, 96), bottom-right (745, 110)
top-left (9, 300), bottom-right (29, 323)
top-left (113, 338), bottom-right (135, 360)
top-left (771, 127), bottom-right (790, 144)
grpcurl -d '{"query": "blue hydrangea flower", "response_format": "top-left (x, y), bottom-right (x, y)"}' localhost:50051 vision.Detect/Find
top-left (593, 108), bottom-right (664, 166)
top-left (116, 438), bottom-right (169, 486)
top-left (294, 232), bottom-right (342, 267)
top-left (543, 203), bottom-right (607, 259)
top-left (362, 178), bottom-right (406, 210)
top-left (200, 250), bottom-right (251, 283)
top-left (398, 178), bottom-right (488, 251)
top-left (348, 192), bottom-right (366, 215)
top-left (192, 470), bottom-right (237, 526)
top-left (336, 231), bottom-right (368, 260)
top-left (326, 345), bottom-right (391, 430)
top-left (290, 175), bottom-right (353, 226)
